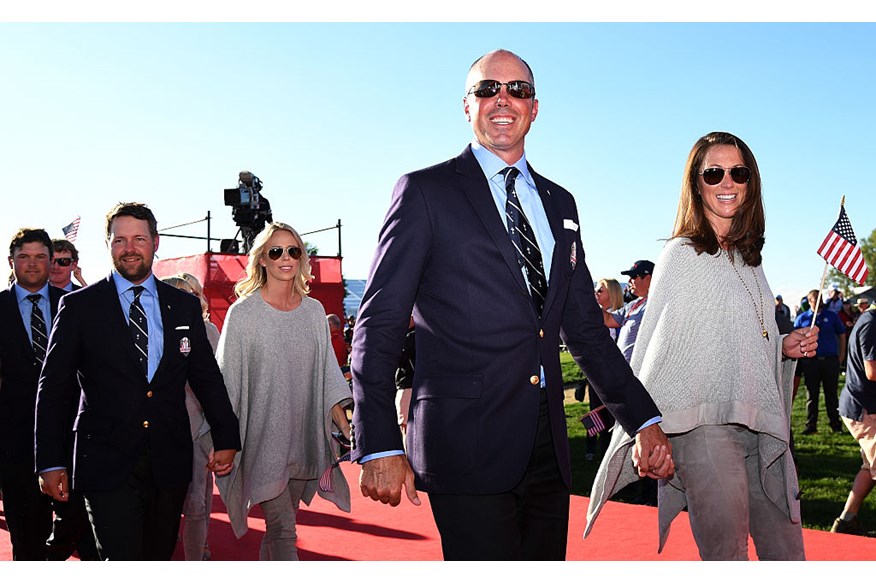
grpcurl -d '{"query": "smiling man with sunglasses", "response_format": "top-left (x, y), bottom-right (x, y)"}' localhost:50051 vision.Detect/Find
top-left (49, 239), bottom-right (86, 291)
top-left (351, 49), bottom-right (673, 560)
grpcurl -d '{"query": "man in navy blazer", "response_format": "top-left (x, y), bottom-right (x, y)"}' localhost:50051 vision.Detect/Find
top-left (0, 228), bottom-right (63, 560)
top-left (35, 202), bottom-right (241, 560)
top-left (351, 50), bottom-right (674, 560)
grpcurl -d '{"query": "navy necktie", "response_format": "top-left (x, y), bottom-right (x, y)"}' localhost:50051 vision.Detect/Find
top-left (501, 167), bottom-right (547, 315)
top-left (27, 294), bottom-right (48, 366)
top-left (129, 286), bottom-right (149, 375)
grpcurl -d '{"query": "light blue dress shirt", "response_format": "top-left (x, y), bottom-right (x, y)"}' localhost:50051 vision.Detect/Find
top-left (470, 142), bottom-right (555, 282)
top-left (112, 272), bottom-right (164, 382)
top-left (15, 283), bottom-right (52, 344)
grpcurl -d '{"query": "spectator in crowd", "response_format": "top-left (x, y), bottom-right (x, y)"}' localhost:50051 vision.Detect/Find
top-left (161, 273), bottom-right (220, 561)
top-left (857, 297), bottom-right (872, 322)
top-left (825, 284), bottom-right (844, 314)
top-left (833, 301), bottom-right (876, 534)
top-left (327, 313), bottom-right (349, 368)
top-left (216, 222), bottom-right (352, 560)
top-left (795, 289), bottom-right (847, 434)
top-left (49, 239), bottom-right (86, 291)
top-left (588, 131), bottom-right (817, 560)
top-left (601, 260), bottom-right (653, 363)
top-left (584, 278), bottom-right (624, 462)
top-left (775, 294), bottom-right (791, 321)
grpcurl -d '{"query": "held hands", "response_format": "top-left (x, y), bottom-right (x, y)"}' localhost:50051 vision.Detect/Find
top-left (782, 325), bottom-right (819, 359)
top-left (208, 448), bottom-right (236, 476)
top-left (360, 454), bottom-right (421, 507)
top-left (632, 424), bottom-right (675, 480)
top-left (39, 469), bottom-right (70, 502)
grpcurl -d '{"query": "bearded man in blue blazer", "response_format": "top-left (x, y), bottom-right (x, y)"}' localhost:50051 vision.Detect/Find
top-left (35, 202), bottom-right (241, 560)
top-left (351, 49), bottom-right (674, 560)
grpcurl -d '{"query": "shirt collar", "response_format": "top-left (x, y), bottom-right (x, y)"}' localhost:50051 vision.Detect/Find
top-left (14, 282), bottom-right (50, 303)
top-left (112, 271), bottom-right (158, 298)
top-left (470, 141), bottom-right (535, 189)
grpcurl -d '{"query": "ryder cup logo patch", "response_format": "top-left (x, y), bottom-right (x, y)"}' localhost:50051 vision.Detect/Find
top-left (570, 241), bottom-right (577, 270)
top-left (179, 336), bottom-right (191, 356)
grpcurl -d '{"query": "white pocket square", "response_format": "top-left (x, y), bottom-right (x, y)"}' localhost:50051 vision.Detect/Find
top-left (175, 325), bottom-right (190, 330)
top-left (563, 219), bottom-right (579, 232)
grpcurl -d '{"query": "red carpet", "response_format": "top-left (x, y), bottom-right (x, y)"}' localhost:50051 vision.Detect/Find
top-left (3, 463), bottom-right (875, 561)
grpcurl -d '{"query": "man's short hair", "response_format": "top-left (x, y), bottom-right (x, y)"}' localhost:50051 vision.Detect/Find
top-left (9, 228), bottom-right (53, 258)
top-left (105, 202), bottom-right (159, 239)
top-left (327, 313), bottom-right (342, 331)
top-left (52, 238), bottom-right (79, 261)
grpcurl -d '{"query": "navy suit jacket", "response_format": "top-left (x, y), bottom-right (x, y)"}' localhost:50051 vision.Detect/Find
top-left (0, 285), bottom-right (65, 465)
top-left (35, 275), bottom-right (241, 491)
top-left (351, 146), bottom-right (660, 494)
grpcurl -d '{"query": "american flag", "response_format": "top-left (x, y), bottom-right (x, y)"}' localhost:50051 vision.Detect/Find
top-left (817, 205), bottom-right (869, 285)
top-left (318, 451), bottom-right (351, 493)
top-left (62, 216), bottom-right (81, 243)
top-left (580, 405), bottom-right (607, 437)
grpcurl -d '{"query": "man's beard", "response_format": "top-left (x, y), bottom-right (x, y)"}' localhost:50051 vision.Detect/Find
top-left (114, 253), bottom-right (152, 282)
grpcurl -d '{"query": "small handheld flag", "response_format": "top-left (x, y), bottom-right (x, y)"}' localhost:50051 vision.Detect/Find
top-left (62, 216), bottom-right (81, 243)
top-left (817, 203), bottom-right (869, 285)
top-left (580, 405), bottom-right (607, 437)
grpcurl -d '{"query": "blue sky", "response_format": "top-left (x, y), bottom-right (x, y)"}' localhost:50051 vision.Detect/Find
top-left (2, 21), bottom-right (874, 311)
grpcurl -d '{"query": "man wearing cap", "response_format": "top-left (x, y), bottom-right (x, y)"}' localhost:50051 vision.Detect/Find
top-left (857, 297), bottom-right (873, 316)
top-left (775, 295), bottom-right (791, 321)
top-left (602, 260), bottom-right (654, 363)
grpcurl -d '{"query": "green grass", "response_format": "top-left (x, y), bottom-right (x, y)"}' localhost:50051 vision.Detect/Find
top-left (561, 351), bottom-right (875, 532)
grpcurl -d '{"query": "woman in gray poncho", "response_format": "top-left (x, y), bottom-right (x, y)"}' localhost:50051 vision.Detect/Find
top-left (586, 132), bottom-right (819, 560)
top-left (216, 222), bottom-right (353, 560)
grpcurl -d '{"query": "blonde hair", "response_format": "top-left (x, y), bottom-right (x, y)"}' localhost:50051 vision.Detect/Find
top-left (596, 278), bottom-right (624, 311)
top-left (234, 222), bottom-right (312, 299)
top-left (177, 272), bottom-right (209, 321)
top-left (161, 275), bottom-right (197, 301)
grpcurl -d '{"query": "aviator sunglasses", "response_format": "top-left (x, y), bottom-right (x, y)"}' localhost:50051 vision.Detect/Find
top-left (266, 246), bottom-right (302, 261)
top-left (467, 79), bottom-right (536, 100)
top-left (52, 257), bottom-right (73, 267)
top-left (698, 166), bottom-right (751, 186)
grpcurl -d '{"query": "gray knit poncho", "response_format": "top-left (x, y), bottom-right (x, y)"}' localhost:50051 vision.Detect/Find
top-left (215, 292), bottom-right (353, 539)
top-left (585, 237), bottom-right (801, 550)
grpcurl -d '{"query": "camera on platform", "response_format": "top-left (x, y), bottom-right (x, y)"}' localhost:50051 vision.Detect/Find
top-left (223, 170), bottom-right (272, 254)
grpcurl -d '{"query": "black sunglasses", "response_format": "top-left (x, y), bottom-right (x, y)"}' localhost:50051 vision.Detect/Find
top-left (699, 166), bottom-right (751, 186)
top-left (467, 79), bottom-right (536, 100)
top-left (266, 246), bottom-right (302, 261)
top-left (52, 257), bottom-right (73, 267)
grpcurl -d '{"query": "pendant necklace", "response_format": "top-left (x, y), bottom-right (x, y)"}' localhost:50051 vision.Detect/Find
top-left (726, 249), bottom-right (769, 340)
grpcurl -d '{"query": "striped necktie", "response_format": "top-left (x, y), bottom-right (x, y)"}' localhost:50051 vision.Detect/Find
top-left (501, 166), bottom-right (548, 315)
top-left (27, 294), bottom-right (48, 365)
top-left (129, 286), bottom-right (149, 375)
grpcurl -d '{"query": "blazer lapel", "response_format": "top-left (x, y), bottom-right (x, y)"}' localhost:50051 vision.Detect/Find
top-left (455, 147), bottom-right (529, 296)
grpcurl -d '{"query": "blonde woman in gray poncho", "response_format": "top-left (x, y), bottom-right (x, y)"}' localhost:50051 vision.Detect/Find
top-left (586, 132), bottom-right (819, 560)
top-left (216, 222), bottom-right (353, 560)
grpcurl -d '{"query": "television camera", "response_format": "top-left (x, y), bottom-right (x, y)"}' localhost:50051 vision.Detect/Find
top-left (224, 170), bottom-right (272, 254)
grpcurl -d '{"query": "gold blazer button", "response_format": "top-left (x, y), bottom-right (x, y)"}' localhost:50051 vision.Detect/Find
top-left (529, 375), bottom-right (539, 385)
